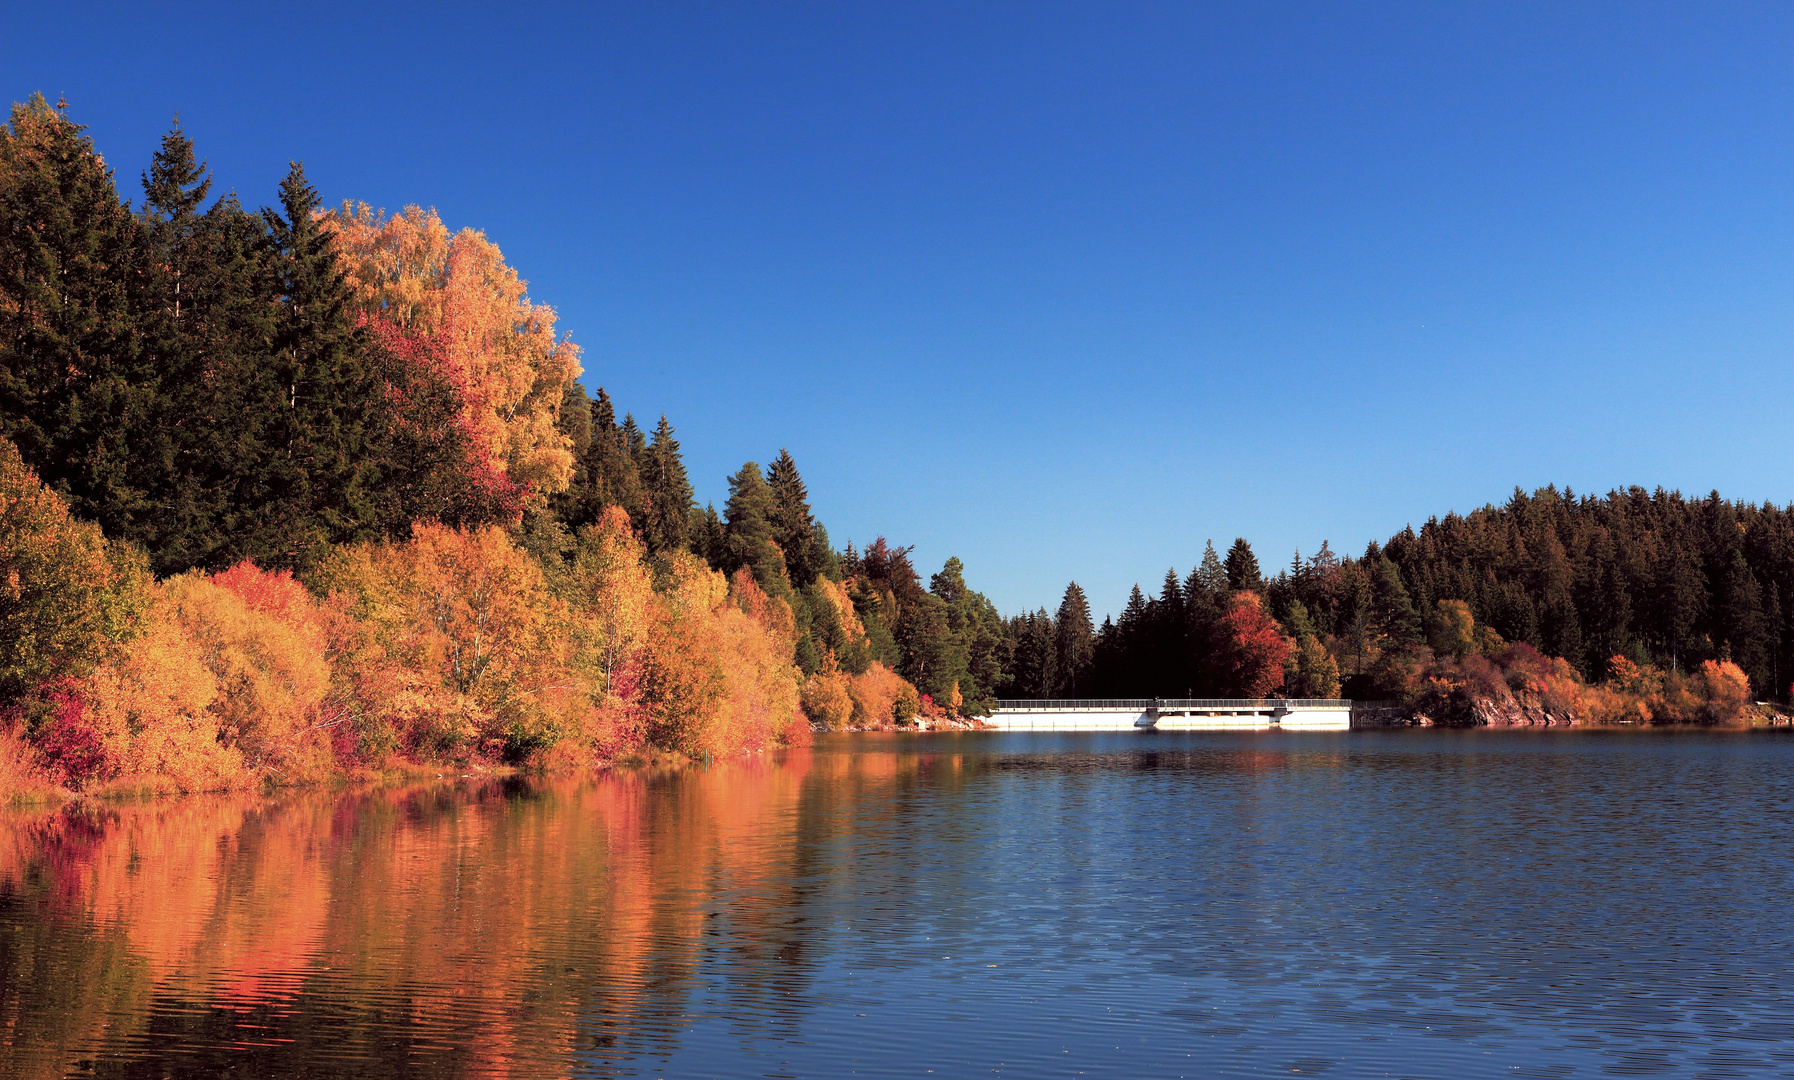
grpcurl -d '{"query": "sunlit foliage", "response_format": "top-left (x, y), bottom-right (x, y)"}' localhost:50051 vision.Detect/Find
top-left (328, 204), bottom-right (581, 500)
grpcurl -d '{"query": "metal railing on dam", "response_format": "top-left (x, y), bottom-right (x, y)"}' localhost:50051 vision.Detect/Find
top-left (986, 698), bottom-right (1360, 730)
top-left (994, 698), bottom-right (1351, 710)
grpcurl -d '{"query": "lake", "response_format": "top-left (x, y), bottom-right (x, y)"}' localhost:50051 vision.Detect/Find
top-left (6, 730), bottom-right (1794, 1078)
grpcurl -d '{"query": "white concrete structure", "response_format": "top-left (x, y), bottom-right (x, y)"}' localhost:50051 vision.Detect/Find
top-left (985, 699), bottom-right (1355, 731)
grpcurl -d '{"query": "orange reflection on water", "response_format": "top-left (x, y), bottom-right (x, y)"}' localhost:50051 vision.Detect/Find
top-left (0, 743), bottom-right (977, 1079)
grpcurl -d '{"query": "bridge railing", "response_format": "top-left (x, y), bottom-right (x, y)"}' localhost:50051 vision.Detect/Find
top-left (993, 698), bottom-right (1352, 710)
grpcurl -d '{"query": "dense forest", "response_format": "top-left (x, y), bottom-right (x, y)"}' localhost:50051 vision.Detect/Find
top-left (0, 97), bottom-right (1013, 795)
top-left (0, 98), bottom-right (1779, 796)
top-left (1006, 491), bottom-right (1786, 727)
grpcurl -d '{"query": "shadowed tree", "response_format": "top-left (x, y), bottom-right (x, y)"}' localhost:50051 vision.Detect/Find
top-left (1054, 582), bottom-right (1094, 696)
top-left (1224, 538), bottom-right (1263, 594)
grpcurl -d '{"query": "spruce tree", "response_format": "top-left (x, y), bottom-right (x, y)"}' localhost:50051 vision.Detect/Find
top-left (140, 120), bottom-right (211, 323)
top-left (1770, 582), bottom-right (1785, 700)
top-left (549, 379), bottom-right (597, 527)
top-left (1013, 609), bottom-right (1058, 699)
top-left (1196, 541), bottom-right (1228, 596)
top-left (1369, 558), bottom-right (1424, 647)
top-left (696, 502), bottom-right (727, 569)
top-left (640, 415), bottom-right (693, 553)
top-left (131, 127), bottom-right (282, 571)
top-left (723, 461), bottom-right (790, 596)
top-left (0, 95), bottom-right (148, 530)
top-left (898, 591), bottom-right (967, 705)
top-left (1656, 543), bottom-right (1706, 670)
top-left (930, 556), bottom-right (968, 604)
top-left (253, 161), bottom-right (381, 568)
top-left (1224, 538), bottom-right (1263, 593)
top-left (1054, 583), bottom-right (1094, 696)
top-left (766, 448), bottom-right (822, 585)
top-left (587, 388), bottom-right (642, 522)
top-left (1724, 551), bottom-right (1769, 691)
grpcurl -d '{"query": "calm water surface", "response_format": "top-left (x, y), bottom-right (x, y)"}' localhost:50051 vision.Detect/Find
top-left (6, 730), bottom-right (1794, 1078)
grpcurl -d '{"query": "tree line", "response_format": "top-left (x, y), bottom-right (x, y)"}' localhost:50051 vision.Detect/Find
top-left (0, 97), bottom-right (1018, 793)
top-left (995, 487), bottom-right (1788, 725)
top-left (0, 97), bottom-right (1775, 796)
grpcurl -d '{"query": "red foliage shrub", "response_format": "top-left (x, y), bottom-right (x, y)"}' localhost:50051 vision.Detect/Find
top-left (30, 679), bottom-right (115, 789)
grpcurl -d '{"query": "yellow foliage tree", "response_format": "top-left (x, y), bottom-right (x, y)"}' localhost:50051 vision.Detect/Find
top-left (326, 204), bottom-right (581, 499)
top-left (1429, 600), bottom-right (1477, 662)
top-left (846, 662), bottom-right (912, 728)
top-left (562, 507), bottom-right (654, 696)
top-left (81, 596), bottom-right (237, 792)
top-left (800, 657), bottom-right (853, 730)
top-left (639, 553), bottom-right (803, 757)
top-left (162, 564), bottom-right (336, 781)
top-left (0, 436), bottom-right (144, 701)
top-left (312, 524), bottom-right (582, 761)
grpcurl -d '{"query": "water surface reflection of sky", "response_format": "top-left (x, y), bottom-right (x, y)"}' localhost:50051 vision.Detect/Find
top-left (6, 729), bottom-right (1794, 1077)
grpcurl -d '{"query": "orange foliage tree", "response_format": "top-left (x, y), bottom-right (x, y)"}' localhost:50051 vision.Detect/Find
top-left (326, 204), bottom-right (581, 501)
top-left (311, 524), bottom-right (586, 762)
top-left (162, 565), bottom-right (336, 781)
top-left (800, 656), bottom-right (853, 730)
top-left (638, 557), bottom-right (803, 757)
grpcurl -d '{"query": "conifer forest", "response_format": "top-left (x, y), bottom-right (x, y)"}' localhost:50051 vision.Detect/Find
top-left (2, 98), bottom-right (1786, 795)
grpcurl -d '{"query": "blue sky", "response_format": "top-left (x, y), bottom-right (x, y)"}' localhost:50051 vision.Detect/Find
top-left (7, 2), bottom-right (1791, 618)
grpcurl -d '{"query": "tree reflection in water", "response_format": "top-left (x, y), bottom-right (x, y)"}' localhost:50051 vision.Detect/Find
top-left (0, 746), bottom-right (970, 1079)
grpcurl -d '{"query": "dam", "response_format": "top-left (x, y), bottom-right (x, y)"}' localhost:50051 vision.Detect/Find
top-left (986, 698), bottom-right (1357, 730)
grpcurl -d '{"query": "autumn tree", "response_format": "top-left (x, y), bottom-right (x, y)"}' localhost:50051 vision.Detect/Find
top-left (1282, 600), bottom-right (1341, 698)
top-left (327, 203), bottom-right (580, 502)
top-left (1428, 599), bottom-right (1477, 662)
top-left (0, 438), bottom-right (145, 704)
top-left (1208, 592), bottom-right (1291, 698)
top-left (560, 506), bottom-right (655, 697)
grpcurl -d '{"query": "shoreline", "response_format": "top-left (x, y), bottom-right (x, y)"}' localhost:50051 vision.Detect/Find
top-left (12, 713), bottom-right (1790, 809)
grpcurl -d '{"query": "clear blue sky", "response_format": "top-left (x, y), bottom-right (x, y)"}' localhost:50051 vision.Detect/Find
top-left (7, 2), bottom-right (1791, 618)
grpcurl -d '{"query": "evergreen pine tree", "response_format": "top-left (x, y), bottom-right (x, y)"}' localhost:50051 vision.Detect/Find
top-left (253, 161), bottom-right (383, 568)
top-left (766, 448), bottom-right (822, 585)
top-left (1369, 558), bottom-right (1424, 647)
top-left (1196, 541), bottom-right (1228, 595)
top-left (1153, 568), bottom-right (1186, 695)
top-left (696, 502), bottom-right (727, 569)
top-left (640, 415), bottom-right (693, 553)
top-left (584, 388), bottom-right (642, 522)
top-left (1770, 582), bottom-right (1785, 701)
top-left (1054, 582), bottom-right (1094, 696)
top-left (723, 461), bottom-right (790, 596)
top-left (1724, 551), bottom-right (1769, 691)
top-left (1181, 541), bottom-right (1230, 694)
top-left (0, 95), bottom-right (148, 530)
top-left (1015, 609), bottom-right (1059, 699)
top-left (1656, 543), bottom-right (1706, 670)
top-left (1224, 538), bottom-right (1263, 593)
top-left (930, 556), bottom-right (968, 603)
top-left (549, 380), bottom-right (597, 527)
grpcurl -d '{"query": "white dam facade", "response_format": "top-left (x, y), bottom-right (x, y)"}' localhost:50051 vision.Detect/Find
top-left (986, 699), bottom-right (1357, 731)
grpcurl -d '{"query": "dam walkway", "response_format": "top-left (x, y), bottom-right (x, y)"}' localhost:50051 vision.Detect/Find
top-left (987, 698), bottom-right (1358, 730)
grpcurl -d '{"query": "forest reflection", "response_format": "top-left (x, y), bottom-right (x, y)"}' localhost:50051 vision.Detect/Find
top-left (0, 745), bottom-right (979, 1079)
